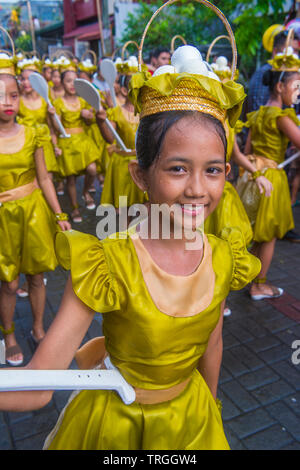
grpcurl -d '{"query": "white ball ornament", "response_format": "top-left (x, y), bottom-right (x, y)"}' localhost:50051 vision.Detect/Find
top-left (153, 65), bottom-right (176, 76)
top-left (216, 56), bottom-right (228, 68)
top-left (177, 59), bottom-right (208, 75)
top-left (171, 45), bottom-right (202, 70)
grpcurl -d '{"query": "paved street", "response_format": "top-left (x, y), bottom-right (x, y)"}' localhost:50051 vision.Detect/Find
top-left (0, 177), bottom-right (300, 450)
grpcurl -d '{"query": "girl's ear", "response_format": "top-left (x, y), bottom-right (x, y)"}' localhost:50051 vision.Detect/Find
top-left (275, 80), bottom-right (284, 96)
top-left (225, 162), bottom-right (231, 177)
top-left (128, 160), bottom-right (148, 192)
top-left (120, 86), bottom-right (128, 98)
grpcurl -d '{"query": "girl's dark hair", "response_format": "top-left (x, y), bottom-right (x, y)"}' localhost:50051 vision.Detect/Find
top-left (136, 110), bottom-right (227, 169)
top-left (118, 74), bottom-right (131, 89)
top-left (262, 69), bottom-right (298, 92)
top-left (61, 70), bottom-right (78, 83)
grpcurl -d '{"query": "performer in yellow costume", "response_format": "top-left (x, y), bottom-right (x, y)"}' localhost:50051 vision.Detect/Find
top-left (17, 56), bottom-right (58, 176)
top-left (0, 1), bottom-right (261, 450)
top-left (78, 54), bottom-right (111, 186)
top-left (49, 57), bottom-right (100, 222)
top-left (236, 33), bottom-right (300, 300)
top-left (98, 71), bottom-right (147, 210)
top-left (0, 51), bottom-right (70, 367)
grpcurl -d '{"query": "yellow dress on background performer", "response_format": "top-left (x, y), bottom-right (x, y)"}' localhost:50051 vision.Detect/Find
top-left (238, 106), bottom-right (296, 242)
top-left (100, 105), bottom-right (147, 208)
top-left (44, 225), bottom-right (260, 450)
top-left (204, 120), bottom-right (253, 245)
top-left (0, 125), bottom-right (58, 282)
top-left (53, 96), bottom-right (101, 178)
top-left (17, 97), bottom-right (58, 174)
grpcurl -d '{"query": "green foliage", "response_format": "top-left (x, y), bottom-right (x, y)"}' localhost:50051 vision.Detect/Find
top-left (120, 0), bottom-right (288, 76)
top-left (15, 33), bottom-right (33, 52)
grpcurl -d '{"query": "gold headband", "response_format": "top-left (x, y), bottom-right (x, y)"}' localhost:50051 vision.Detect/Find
top-left (268, 28), bottom-right (300, 72)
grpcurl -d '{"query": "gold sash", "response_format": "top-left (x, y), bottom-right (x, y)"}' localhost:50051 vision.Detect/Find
top-left (0, 181), bottom-right (37, 203)
top-left (75, 336), bottom-right (190, 404)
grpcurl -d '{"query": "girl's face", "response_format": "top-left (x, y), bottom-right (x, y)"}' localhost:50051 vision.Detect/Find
top-left (79, 71), bottom-right (91, 82)
top-left (0, 75), bottom-right (20, 122)
top-left (43, 67), bottom-right (52, 82)
top-left (20, 69), bottom-right (34, 93)
top-left (52, 70), bottom-right (61, 87)
top-left (62, 71), bottom-right (77, 95)
top-left (281, 73), bottom-right (300, 106)
top-left (131, 116), bottom-right (230, 232)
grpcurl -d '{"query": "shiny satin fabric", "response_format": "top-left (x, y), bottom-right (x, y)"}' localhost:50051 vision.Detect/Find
top-left (47, 226), bottom-right (260, 449)
top-left (204, 181), bottom-right (253, 246)
top-left (101, 106), bottom-right (147, 207)
top-left (17, 97), bottom-right (58, 173)
top-left (246, 106), bottom-right (300, 164)
top-left (53, 97), bottom-right (101, 177)
top-left (0, 125), bottom-right (58, 281)
top-left (240, 106), bottom-right (296, 242)
top-left (55, 227), bottom-right (260, 389)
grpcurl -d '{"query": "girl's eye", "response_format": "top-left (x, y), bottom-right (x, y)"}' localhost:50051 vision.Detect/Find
top-left (206, 167), bottom-right (223, 175)
top-left (169, 165), bottom-right (186, 173)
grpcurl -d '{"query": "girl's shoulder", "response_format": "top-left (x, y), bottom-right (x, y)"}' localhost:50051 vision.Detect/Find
top-left (207, 227), bottom-right (261, 291)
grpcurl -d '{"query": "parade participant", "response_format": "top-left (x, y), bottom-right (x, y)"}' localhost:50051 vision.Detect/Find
top-left (237, 31), bottom-right (300, 299)
top-left (42, 57), bottom-right (53, 87)
top-left (17, 55), bottom-right (59, 177)
top-left (205, 38), bottom-right (273, 316)
top-left (78, 52), bottom-right (111, 187)
top-left (49, 62), bottom-right (65, 101)
top-left (0, 1), bottom-right (260, 450)
top-left (49, 56), bottom-right (100, 222)
top-left (0, 51), bottom-right (70, 366)
top-left (97, 59), bottom-right (147, 211)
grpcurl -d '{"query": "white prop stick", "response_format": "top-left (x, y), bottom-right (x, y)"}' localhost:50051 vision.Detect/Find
top-left (277, 150), bottom-right (300, 169)
top-left (29, 73), bottom-right (70, 138)
top-left (0, 358), bottom-right (136, 405)
top-left (100, 58), bottom-right (117, 107)
top-left (74, 78), bottom-right (131, 152)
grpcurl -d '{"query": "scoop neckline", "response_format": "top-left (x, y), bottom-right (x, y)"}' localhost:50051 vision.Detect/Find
top-left (129, 225), bottom-right (206, 279)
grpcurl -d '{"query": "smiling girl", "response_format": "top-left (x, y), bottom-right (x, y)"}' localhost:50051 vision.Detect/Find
top-left (0, 35), bottom-right (261, 449)
top-left (0, 54), bottom-right (70, 366)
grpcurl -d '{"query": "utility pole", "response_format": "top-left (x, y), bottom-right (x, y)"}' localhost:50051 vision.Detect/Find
top-left (26, 0), bottom-right (36, 52)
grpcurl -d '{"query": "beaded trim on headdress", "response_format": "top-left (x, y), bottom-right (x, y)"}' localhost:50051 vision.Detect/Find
top-left (129, 0), bottom-right (245, 127)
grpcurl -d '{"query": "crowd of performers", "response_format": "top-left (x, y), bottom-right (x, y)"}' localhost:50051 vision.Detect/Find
top-left (0, 0), bottom-right (300, 450)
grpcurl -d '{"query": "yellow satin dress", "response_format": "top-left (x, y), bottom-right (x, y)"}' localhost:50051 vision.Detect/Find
top-left (242, 106), bottom-right (296, 242)
top-left (44, 226), bottom-right (260, 450)
top-left (53, 97), bottom-right (101, 177)
top-left (0, 126), bottom-right (58, 282)
top-left (100, 106), bottom-right (147, 208)
top-left (85, 90), bottom-right (110, 175)
top-left (204, 120), bottom-right (253, 246)
top-left (17, 97), bottom-right (58, 174)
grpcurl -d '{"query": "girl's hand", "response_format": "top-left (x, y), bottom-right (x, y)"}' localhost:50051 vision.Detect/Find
top-left (81, 109), bottom-right (94, 120)
top-left (255, 175), bottom-right (273, 197)
top-left (48, 105), bottom-right (56, 115)
top-left (96, 109), bottom-right (107, 123)
top-left (57, 220), bottom-right (71, 231)
top-left (54, 146), bottom-right (62, 157)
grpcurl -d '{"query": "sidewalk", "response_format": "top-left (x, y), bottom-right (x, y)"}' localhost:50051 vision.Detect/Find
top-left (0, 179), bottom-right (299, 450)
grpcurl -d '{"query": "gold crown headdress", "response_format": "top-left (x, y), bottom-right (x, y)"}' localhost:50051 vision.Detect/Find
top-left (170, 35), bottom-right (187, 54)
top-left (129, 0), bottom-right (245, 127)
top-left (17, 51), bottom-right (42, 74)
top-left (0, 26), bottom-right (16, 76)
top-left (54, 55), bottom-right (77, 73)
top-left (206, 35), bottom-right (239, 82)
top-left (114, 41), bottom-right (141, 75)
top-left (78, 50), bottom-right (97, 74)
top-left (42, 55), bottom-right (53, 69)
top-left (268, 28), bottom-right (300, 72)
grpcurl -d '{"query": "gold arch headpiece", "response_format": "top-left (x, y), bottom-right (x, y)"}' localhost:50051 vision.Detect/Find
top-left (170, 35), bottom-right (187, 54)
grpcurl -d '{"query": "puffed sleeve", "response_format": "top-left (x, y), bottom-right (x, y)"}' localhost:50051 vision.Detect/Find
top-left (34, 124), bottom-right (52, 149)
top-left (55, 230), bottom-right (120, 313)
top-left (221, 227), bottom-right (261, 291)
top-left (278, 108), bottom-right (300, 127)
